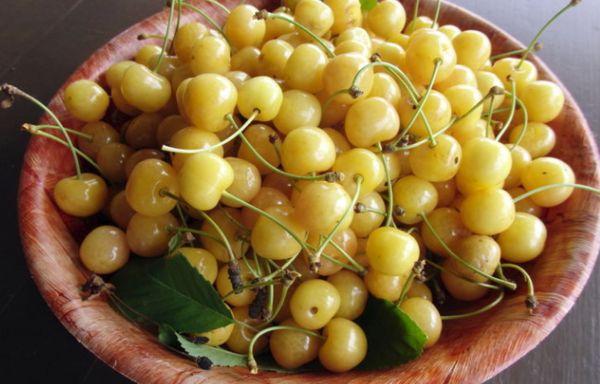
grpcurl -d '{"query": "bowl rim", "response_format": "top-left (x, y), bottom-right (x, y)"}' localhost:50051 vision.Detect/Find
top-left (17, 0), bottom-right (600, 383)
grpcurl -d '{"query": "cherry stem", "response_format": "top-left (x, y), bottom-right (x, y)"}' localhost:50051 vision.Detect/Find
top-left (412, 0), bottom-right (421, 26)
top-left (425, 259), bottom-right (503, 290)
top-left (241, 249), bottom-right (260, 279)
top-left (377, 142), bottom-right (395, 227)
top-left (226, 115), bottom-right (335, 181)
top-left (162, 111), bottom-right (259, 154)
top-left (368, 59), bottom-right (438, 142)
top-left (391, 116), bottom-right (456, 152)
top-left (513, 183), bottom-right (600, 203)
top-left (495, 79), bottom-right (518, 141)
top-left (263, 282), bottom-right (290, 324)
top-left (396, 58), bottom-right (443, 147)
top-left (2, 84), bottom-right (82, 178)
top-left (310, 175), bottom-right (363, 271)
top-left (29, 124), bottom-right (93, 140)
top-left (171, 0), bottom-right (182, 54)
top-left (199, 210), bottom-right (238, 262)
top-left (507, 96), bottom-right (529, 149)
top-left (396, 270), bottom-right (415, 305)
top-left (260, 11), bottom-right (335, 58)
top-left (490, 44), bottom-right (542, 62)
top-left (420, 212), bottom-right (518, 290)
top-left (322, 88), bottom-right (351, 114)
top-left (516, 1), bottom-right (578, 70)
top-left (175, 202), bottom-right (189, 229)
top-left (264, 261), bottom-right (275, 316)
top-left (486, 95), bottom-right (495, 137)
top-left (172, 226), bottom-right (224, 245)
top-left (23, 125), bottom-right (101, 174)
top-left (432, 0), bottom-right (442, 28)
top-left (161, 190), bottom-right (239, 264)
top-left (153, 0), bottom-right (177, 73)
top-left (180, 2), bottom-right (226, 36)
top-left (327, 239), bottom-right (366, 275)
top-left (221, 191), bottom-right (310, 255)
top-left (441, 290), bottom-right (505, 320)
top-left (501, 263), bottom-right (537, 314)
top-left (221, 205), bottom-right (249, 233)
top-left (247, 325), bottom-right (324, 374)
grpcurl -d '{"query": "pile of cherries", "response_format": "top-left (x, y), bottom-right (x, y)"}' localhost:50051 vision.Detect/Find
top-left (4, 0), bottom-right (597, 374)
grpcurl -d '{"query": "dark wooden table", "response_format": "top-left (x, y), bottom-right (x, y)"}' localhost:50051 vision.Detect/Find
top-left (0, 1), bottom-right (598, 383)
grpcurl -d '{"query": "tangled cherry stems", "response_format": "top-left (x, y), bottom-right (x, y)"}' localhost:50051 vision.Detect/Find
top-left (226, 115), bottom-right (338, 182)
top-left (219, 191), bottom-right (314, 280)
top-left (397, 58), bottom-right (444, 147)
top-left (388, 86), bottom-right (503, 152)
top-left (309, 174), bottom-right (363, 273)
top-left (349, 59), bottom-right (437, 146)
top-left (420, 212), bottom-right (518, 290)
top-left (425, 259), bottom-right (503, 290)
top-left (2, 84), bottom-right (82, 178)
top-left (21, 123), bottom-right (102, 174)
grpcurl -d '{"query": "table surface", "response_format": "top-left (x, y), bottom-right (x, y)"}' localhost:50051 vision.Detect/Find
top-left (0, 1), bottom-right (598, 383)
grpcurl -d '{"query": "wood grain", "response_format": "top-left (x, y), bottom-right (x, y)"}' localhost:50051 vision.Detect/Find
top-left (16, 1), bottom-right (600, 383)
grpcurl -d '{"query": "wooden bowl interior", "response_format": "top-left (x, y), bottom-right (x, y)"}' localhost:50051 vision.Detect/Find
top-left (18, 0), bottom-right (600, 383)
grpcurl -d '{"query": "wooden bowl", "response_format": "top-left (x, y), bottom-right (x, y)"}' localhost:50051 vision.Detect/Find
top-left (18, 0), bottom-right (600, 383)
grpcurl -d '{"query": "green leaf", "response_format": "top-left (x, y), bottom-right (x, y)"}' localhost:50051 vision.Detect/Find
top-left (360, 0), bottom-right (377, 11)
top-left (174, 332), bottom-right (320, 373)
top-left (176, 333), bottom-right (248, 368)
top-left (110, 254), bottom-right (233, 333)
top-left (357, 297), bottom-right (427, 370)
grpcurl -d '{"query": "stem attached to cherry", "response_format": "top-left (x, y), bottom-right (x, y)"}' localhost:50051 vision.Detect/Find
top-left (247, 325), bottom-right (324, 374)
top-left (29, 124), bottom-right (93, 140)
top-left (441, 290), bottom-right (505, 320)
top-left (396, 58), bottom-right (443, 147)
top-left (512, 183), bottom-right (600, 204)
top-left (495, 79), bottom-right (517, 141)
top-left (162, 111), bottom-right (259, 154)
top-left (420, 212), bottom-right (518, 290)
top-left (501, 263), bottom-right (537, 313)
top-left (153, 0), bottom-right (177, 72)
top-left (432, 0), bottom-right (442, 28)
top-left (22, 124), bottom-right (102, 174)
top-left (256, 11), bottom-right (335, 58)
top-left (225, 115), bottom-right (337, 182)
top-left (180, 2), bottom-right (226, 36)
top-left (309, 175), bottom-right (363, 273)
